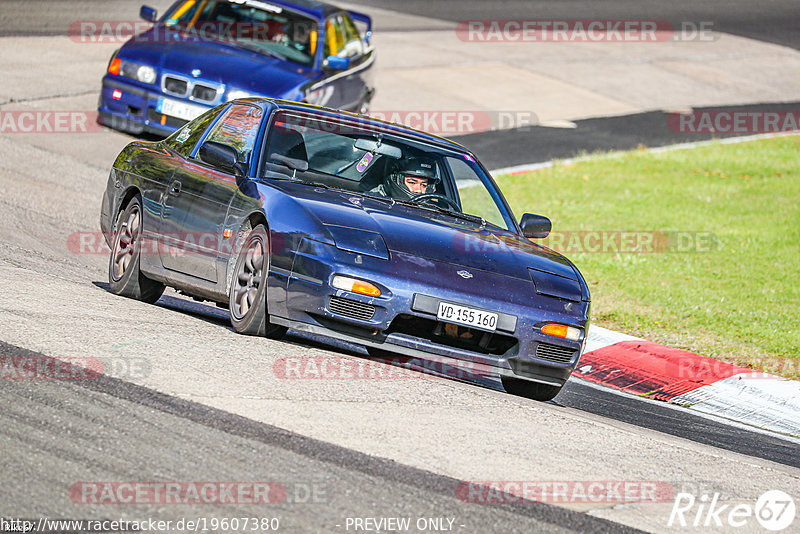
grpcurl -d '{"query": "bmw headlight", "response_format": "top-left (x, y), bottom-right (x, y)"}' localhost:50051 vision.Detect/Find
top-left (135, 65), bottom-right (156, 84)
top-left (119, 61), bottom-right (157, 84)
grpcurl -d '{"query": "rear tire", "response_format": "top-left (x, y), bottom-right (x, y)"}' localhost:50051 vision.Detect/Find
top-left (228, 224), bottom-right (286, 339)
top-left (501, 376), bottom-right (563, 402)
top-left (108, 196), bottom-right (165, 304)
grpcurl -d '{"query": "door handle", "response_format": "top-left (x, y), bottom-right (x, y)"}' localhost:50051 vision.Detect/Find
top-left (169, 180), bottom-right (182, 195)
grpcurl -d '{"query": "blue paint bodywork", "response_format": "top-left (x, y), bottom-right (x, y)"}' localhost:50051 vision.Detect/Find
top-left (98, 0), bottom-right (375, 136)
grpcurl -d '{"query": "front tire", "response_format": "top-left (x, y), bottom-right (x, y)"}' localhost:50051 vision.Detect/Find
top-left (108, 196), bottom-right (165, 303)
top-left (228, 224), bottom-right (286, 339)
top-left (501, 376), bottom-right (563, 402)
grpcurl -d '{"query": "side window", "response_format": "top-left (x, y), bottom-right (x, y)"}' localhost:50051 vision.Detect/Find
top-left (340, 15), bottom-right (364, 57)
top-left (323, 17), bottom-right (345, 57)
top-left (203, 104), bottom-right (264, 165)
top-left (163, 107), bottom-right (224, 157)
top-left (446, 156), bottom-right (507, 228)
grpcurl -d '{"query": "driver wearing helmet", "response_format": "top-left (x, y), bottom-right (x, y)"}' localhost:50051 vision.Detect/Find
top-left (372, 157), bottom-right (440, 200)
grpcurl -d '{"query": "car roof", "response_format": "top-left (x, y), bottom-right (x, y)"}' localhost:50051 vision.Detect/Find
top-left (245, 98), bottom-right (472, 154)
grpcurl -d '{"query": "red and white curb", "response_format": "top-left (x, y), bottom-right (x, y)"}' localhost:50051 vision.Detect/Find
top-left (576, 326), bottom-right (800, 437)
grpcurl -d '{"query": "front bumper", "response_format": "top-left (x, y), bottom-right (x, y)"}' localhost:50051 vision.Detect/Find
top-left (98, 76), bottom-right (206, 137)
top-left (271, 239), bottom-right (590, 387)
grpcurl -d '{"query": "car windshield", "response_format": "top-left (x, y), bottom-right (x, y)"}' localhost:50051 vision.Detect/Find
top-left (260, 111), bottom-right (517, 232)
top-left (162, 0), bottom-right (319, 67)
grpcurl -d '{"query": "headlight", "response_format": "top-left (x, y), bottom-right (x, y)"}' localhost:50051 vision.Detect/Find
top-left (227, 89), bottom-right (259, 101)
top-left (136, 65), bottom-right (156, 84)
top-left (324, 225), bottom-right (389, 260)
top-left (119, 61), bottom-right (157, 84)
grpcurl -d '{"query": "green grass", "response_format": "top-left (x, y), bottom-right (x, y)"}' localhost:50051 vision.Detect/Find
top-left (496, 136), bottom-right (800, 378)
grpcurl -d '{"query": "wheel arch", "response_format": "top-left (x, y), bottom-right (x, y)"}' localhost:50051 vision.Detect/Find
top-left (113, 186), bottom-right (142, 231)
top-left (223, 210), bottom-right (271, 297)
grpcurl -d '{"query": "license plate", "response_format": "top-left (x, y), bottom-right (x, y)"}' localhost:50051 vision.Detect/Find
top-left (437, 301), bottom-right (498, 332)
top-left (156, 98), bottom-right (206, 121)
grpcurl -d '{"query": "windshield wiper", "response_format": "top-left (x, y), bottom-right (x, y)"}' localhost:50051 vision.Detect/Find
top-left (353, 191), bottom-right (396, 206)
top-left (395, 199), bottom-right (485, 228)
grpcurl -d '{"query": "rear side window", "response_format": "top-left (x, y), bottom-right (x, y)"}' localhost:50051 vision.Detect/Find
top-left (203, 104), bottom-right (264, 165)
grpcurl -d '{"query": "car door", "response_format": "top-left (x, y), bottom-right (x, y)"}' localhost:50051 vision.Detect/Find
top-left (159, 102), bottom-right (265, 282)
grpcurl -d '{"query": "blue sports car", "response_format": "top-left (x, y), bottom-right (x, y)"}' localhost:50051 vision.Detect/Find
top-left (98, 0), bottom-right (375, 136)
top-left (100, 99), bottom-right (591, 401)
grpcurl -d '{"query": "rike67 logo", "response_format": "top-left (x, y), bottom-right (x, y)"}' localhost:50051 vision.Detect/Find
top-left (669, 490), bottom-right (796, 531)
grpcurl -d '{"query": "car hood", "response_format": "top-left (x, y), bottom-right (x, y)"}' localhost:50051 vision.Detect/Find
top-left (120, 28), bottom-right (314, 96)
top-left (269, 182), bottom-right (581, 283)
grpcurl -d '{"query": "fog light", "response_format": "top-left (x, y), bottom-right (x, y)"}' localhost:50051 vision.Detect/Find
top-left (541, 324), bottom-right (581, 341)
top-left (332, 276), bottom-right (381, 297)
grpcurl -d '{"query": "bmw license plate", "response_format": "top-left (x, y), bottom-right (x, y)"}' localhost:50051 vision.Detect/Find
top-left (437, 301), bottom-right (498, 332)
top-left (156, 98), bottom-right (206, 121)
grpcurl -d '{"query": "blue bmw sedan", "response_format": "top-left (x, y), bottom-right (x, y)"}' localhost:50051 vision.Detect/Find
top-left (98, 0), bottom-right (375, 136)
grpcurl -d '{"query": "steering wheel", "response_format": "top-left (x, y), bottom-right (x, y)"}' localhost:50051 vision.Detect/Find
top-left (410, 193), bottom-right (461, 211)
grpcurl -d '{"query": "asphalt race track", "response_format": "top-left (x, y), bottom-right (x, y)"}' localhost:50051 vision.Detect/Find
top-left (1, 2), bottom-right (798, 533)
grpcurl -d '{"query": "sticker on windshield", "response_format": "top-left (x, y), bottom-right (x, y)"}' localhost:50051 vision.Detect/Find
top-left (175, 128), bottom-right (191, 143)
top-left (464, 154), bottom-right (476, 163)
top-left (356, 152), bottom-right (374, 173)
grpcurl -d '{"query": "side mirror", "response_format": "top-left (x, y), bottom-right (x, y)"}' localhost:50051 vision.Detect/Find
top-left (324, 55), bottom-right (350, 71)
top-left (140, 5), bottom-right (158, 22)
top-left (198, 141), bottom-right (244, 176)
top-left (520, 213), bottom-right (551, 239)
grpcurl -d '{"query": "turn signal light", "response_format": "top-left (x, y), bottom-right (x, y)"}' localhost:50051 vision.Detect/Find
top-left (541, 323), bottom-right (581, 341)
top-left (332, 276), bottom-right (381, 297)
top-left (108, 58), bottom-right (122, 75)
